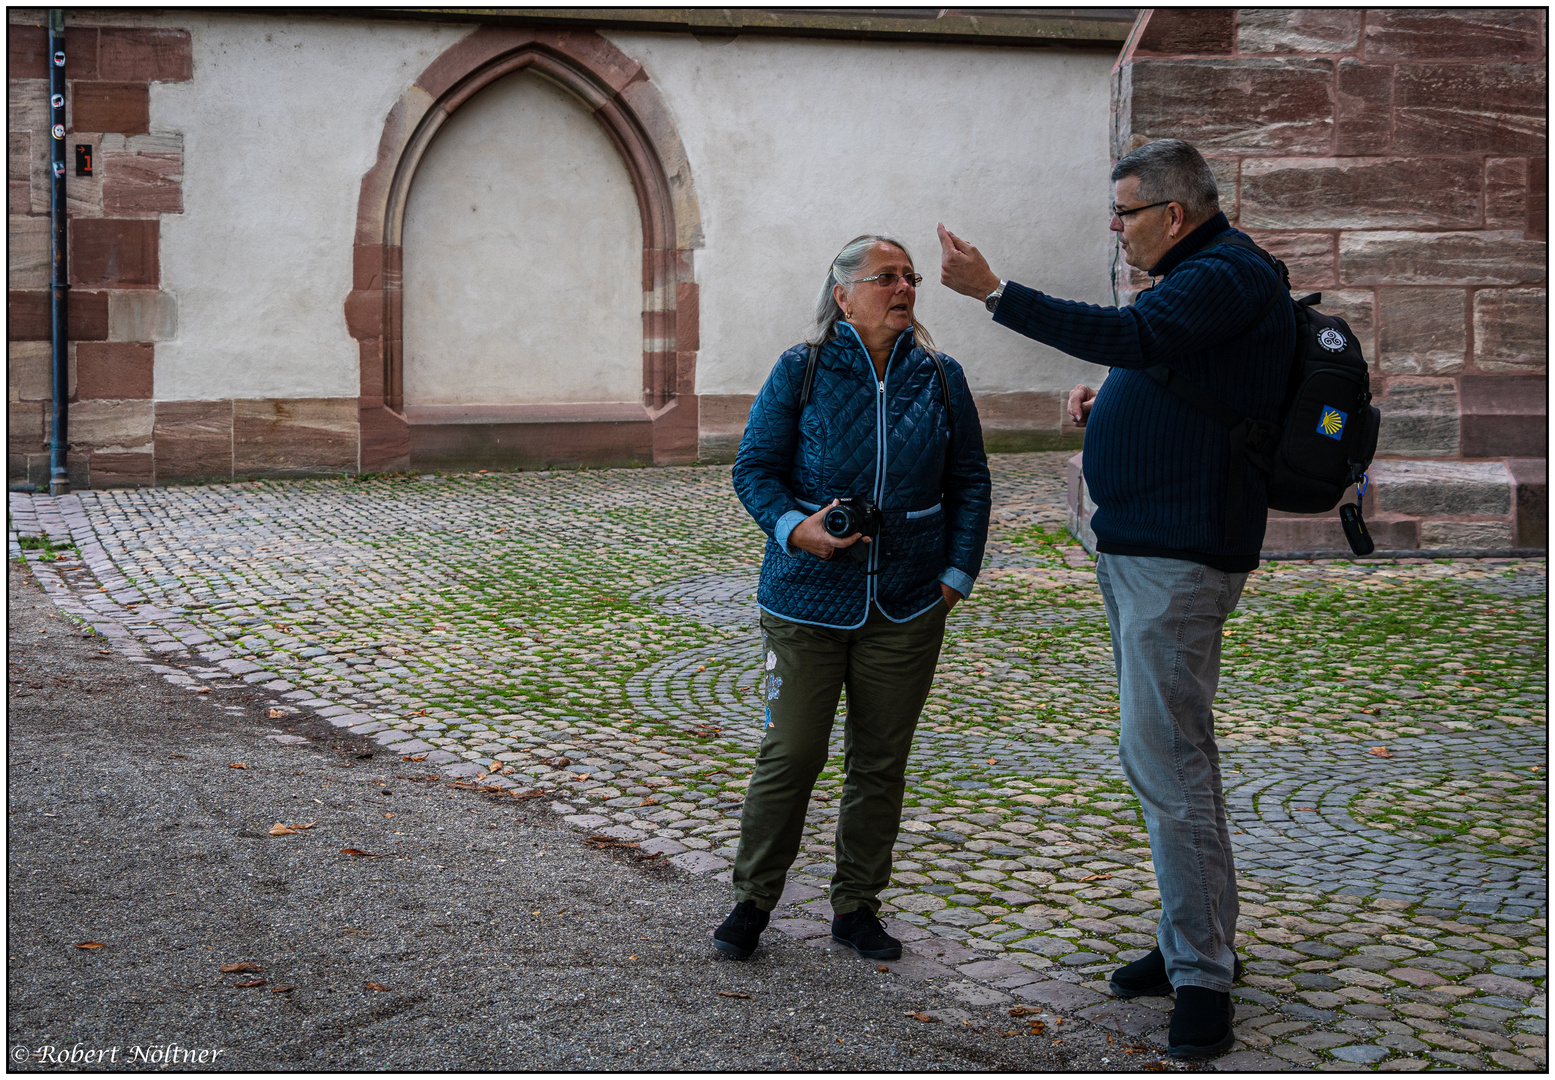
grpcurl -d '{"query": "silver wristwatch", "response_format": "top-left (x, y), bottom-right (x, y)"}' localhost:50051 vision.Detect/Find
top-left (984, 280), bottom-right (1007, 315)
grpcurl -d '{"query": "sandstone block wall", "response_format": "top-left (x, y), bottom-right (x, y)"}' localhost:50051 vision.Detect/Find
top-left (1091, 7), bottom-right (1547, 553)
top-left (8, 15), bottom-right (192, 488)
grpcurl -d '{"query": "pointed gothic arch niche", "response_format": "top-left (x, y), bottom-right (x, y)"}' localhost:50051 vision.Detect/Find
top-left (347, 27), bottom-right (702, 471)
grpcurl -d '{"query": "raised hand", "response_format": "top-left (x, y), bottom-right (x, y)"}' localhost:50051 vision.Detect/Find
top-left (937, 223), bottom-right (1002, 300)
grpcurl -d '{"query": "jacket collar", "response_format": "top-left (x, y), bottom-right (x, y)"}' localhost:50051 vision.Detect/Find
top-left (1148, 210), bottom-right (1232, 278)
top-left (834, 322), bottom-right (916, 368)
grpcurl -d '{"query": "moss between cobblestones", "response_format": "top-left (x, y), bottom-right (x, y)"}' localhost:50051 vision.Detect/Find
top-left (14, 454), bottom-right (1546, 1071)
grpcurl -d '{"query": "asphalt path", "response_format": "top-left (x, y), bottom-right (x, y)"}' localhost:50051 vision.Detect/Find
top-left (6, 559), bottom-right (1132, 1072)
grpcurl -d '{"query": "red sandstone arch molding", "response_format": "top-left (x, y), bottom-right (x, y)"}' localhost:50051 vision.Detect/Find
top-left (346, 27), bottom-right (703, 472)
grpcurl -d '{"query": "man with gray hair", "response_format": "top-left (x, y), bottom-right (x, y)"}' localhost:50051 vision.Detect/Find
top-left (937, 138), bottom-right (1294, 1060)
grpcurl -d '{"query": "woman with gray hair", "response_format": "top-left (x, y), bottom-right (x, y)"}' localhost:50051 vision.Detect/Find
top-left (716, 234), bottom-right (991, 961)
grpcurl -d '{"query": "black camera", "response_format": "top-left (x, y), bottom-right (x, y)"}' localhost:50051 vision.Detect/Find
top-left (823, 496), bottom-right (882, 564)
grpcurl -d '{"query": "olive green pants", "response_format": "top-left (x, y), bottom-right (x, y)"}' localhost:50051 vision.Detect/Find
top-left (733, 600), bottom-right (948, 916)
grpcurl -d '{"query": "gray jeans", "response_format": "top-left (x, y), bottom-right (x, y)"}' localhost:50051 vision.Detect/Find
top-left (1096, 553), bottom-right (1248, 993)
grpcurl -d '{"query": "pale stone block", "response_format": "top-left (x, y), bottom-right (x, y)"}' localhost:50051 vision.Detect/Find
top-left (7, 214), bottom-right (50, 288)
top-left (1371, 459), bottom-right (1512, 517)
top-left (1341, 231), bottom-right (1547, 286)
top-left (1375, 377), bottom-right (1458, 456)
top-left (1473, 287), bottom-right (1546, 372)
top-left (60, 398), bottom-right (155, 452)
top-left (1419, 520), bottom-right (1515, 548)
top-left (1378, 288), bottom-right (1466, 374)
top-left (7, 340), bottom-right (73, 401)
top-left (1236, 9), bottom-right (1362, 54)
top-left (108, 289), bottom-right (177, 341)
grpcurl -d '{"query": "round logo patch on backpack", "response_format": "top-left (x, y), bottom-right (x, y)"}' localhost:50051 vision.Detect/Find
top-left (1318, 328), bottom-right (1347, 352)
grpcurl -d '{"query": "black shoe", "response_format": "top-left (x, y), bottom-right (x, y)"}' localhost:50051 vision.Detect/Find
top-left (831, 908), bottom-right (902, 960)
top-left (1167, 986), bottom-right (1236, 1059)
top-left (1110, 948), bottom-right (1245, 999)
top-left (713, 900), bottom-right (770, 960)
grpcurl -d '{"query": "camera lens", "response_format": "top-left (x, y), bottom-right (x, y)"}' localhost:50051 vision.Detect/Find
top-left (823, 506), bottom-right (855, 537)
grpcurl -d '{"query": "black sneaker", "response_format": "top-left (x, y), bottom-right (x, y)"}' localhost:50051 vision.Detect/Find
top-left (713, 900), bottom-right (769, 960)
top-left (831, 908), bottom-right (902, 960)
top-left (1110, 947), bottom-right (1244, 999)
top-left (1167, 986), bottom-right (1236, 1059)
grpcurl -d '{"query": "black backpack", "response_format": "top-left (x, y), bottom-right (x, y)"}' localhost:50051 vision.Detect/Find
top-left (1144, 234), bottom-right (1381, 555)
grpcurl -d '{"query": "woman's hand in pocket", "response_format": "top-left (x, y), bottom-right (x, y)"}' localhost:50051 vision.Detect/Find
top-left (940, 583), bottom-right (961, 611)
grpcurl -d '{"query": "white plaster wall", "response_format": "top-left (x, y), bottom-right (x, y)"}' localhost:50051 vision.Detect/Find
top-left (152, 14), bottom-right (474, 400)
top-left (149, 17), bottom-right (1115, 404)
top-left (605, 32), bottom-right (1117, 396)
top-left (402, 70), bottom-right (643, 406)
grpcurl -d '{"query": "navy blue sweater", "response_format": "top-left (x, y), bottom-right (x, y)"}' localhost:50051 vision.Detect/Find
top-left (993, 212), bottom-right (1293, 571)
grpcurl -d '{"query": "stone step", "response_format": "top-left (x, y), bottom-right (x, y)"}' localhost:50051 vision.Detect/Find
top-left (1066, 452), bottom-right (1546, 556)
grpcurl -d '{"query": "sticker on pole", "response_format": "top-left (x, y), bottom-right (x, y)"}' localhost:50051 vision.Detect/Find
top-left (53, 51), bottom-right (65, 67)
top-left (50, 93), bottom-right (63, 109)
top-left (52, 124), bottom-right (65, 140)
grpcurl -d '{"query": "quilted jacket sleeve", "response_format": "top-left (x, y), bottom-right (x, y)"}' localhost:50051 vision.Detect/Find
top-left (732, 349), bottom-right (806, 543)
top-left (940, 356), bottom-right (991, 586)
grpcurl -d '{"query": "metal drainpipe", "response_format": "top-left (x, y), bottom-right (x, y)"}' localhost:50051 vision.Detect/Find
top-left (48, 8), bottom-right (70, 495)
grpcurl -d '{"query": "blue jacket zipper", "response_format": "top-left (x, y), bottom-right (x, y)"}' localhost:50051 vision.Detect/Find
top-left (834, 323), bottom-right (914, 617)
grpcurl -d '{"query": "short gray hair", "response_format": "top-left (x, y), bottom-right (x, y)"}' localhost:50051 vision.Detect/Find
top-left (812, 234), bottom-right (937, 354)
top-left (1111, 139), bottom-right (1219, 220)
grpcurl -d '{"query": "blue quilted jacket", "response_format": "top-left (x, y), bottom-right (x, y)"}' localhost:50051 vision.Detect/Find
top-left (733, 323), bottom-right (991, 629)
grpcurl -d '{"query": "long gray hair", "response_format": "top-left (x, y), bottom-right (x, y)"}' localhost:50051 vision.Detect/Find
top-left (811, 234), bottom-right (937, 355)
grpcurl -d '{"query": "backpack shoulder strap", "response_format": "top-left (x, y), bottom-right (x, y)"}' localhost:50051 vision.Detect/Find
top-left (929, 351), bottom-right (952, 425)
top-left (799, 341), bottom-right (821, 409)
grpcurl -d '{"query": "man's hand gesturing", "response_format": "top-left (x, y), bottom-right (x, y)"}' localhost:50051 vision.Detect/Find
top-left (1068, 384), bottom-right (1097, 426)
top-left (937, 223), bottom-right (1002, 300)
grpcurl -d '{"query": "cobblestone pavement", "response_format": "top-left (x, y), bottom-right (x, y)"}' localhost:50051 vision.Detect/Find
top-left (9, 452), bottom-right (1546, 1071)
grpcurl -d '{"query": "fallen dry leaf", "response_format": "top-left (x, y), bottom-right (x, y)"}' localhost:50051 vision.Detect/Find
top-left (1078, 873), bottom-right (1112, 882)
top-left (876, 964), bottom-right (890, 972)
top-left (639, 796), bottom-right (658, 806)
top-left (220, 962), bottom-right (264, 973)
top-left (268, 823), bottom-right (298, 836)
top-left (267, 709), bottom-right (285, 719)
top-left (169, 754), bottom-right (189, 760)
top-left (1369, 746), bottom-right (1393, 758)
top-left (74, 942), bottom-right (106, 950)
top-left (270, 986), bottom-right (296, 993)
top-left (288, 820), bottom-right (318, 830)
top-left (340, 848), bottom-right (388, 858)
top-left (986, 758), bottom-right (997, 765)
top-left (1008, 1006), bottom-right (1037, 1017)
top-left (228, 762), bottom-right (248, 770)
top-left (232, 979), bottom-right (267, 988)
top-left (630, 851), bottom-right (662, 861)
top-left (1294, 807), bottom-right (1317, 812)
top-left (584, 835), bottom-right (639, 849)
top-left (381, 813), bottom-right (394, 819)
top-left (364, 982), bottom-right (391, 992)
top-left (907, 1012), bottom-right (937, 1023)
top-left (401, 754), bottom-right (428, 762)
top-left (196, 687), bottom-right (211, 694)
top-left (717, 990), bottom-right (751, 999)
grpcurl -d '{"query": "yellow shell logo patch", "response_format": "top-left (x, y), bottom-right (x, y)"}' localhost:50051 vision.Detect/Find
top-left (1317, 406), bottom-right (1347, 440)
